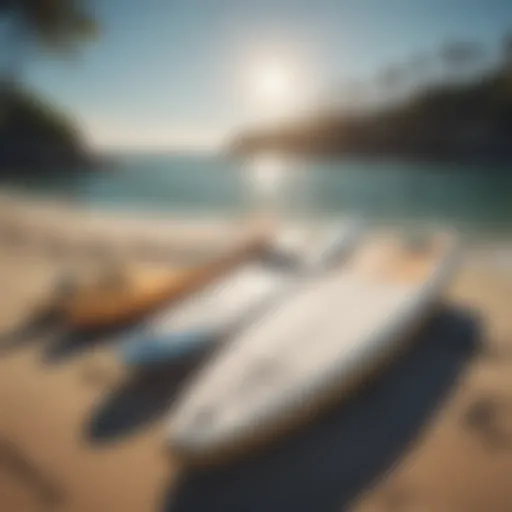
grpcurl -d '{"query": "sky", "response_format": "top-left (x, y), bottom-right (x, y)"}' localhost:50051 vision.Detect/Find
top-left (25, 0), bottom-right (512, 150)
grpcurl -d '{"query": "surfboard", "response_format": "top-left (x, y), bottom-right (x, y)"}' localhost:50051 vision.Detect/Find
top-left (165, 231), bottom-right (459, 464)
top-left (119, 221), bottom-right (362, 368)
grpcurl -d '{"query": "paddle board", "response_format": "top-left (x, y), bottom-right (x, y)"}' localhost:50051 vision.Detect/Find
top-left (57, 223), bottom-right (269, 331)
top-left (119, 221), bottom-right (362, 368)
top-left (166, 231), bottom-right (459, 463)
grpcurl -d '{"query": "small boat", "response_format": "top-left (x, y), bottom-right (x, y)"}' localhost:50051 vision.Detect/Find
top-left (54, 222), bottom-right (270, 331)
top-left (166, 231), bottom-right (459, 464)
top-left (119, 220), bottom-right (362, 368)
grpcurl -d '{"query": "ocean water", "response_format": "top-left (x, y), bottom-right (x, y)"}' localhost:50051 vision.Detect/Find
top-left (5, 153), bottom-right (512, 238)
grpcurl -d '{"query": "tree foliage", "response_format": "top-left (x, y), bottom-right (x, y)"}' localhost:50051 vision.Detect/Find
top-left (0, 0), bottom-right (97, 51)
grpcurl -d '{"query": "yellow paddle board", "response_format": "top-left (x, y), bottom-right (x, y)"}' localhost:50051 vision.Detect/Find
top-left (61, 223), bottom-right (270, 330)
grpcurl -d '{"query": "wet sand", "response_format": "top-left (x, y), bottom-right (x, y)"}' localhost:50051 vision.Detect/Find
top-left (0, 216), bottom-right (510, 511)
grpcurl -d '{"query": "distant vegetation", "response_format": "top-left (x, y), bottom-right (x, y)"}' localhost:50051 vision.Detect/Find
top-left (0, 0), bottom-right (97, 85)
top-left (0, 85), bottom-right (95, 171)
top-left (0, 0), bottom-right (98, 172)
top-left (232, 35), bottom-right (512, 166)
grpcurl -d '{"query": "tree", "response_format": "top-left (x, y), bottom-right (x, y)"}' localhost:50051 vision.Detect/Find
top-left (440, 41), bottom-right (484, 82)
top-left (340, 80), bottom-right (367, 114)
top-left (0, 0), bottom-right (98, 86)
top-left (502, 32), bottom-right (512, 71)
top-left (407, 52), bottom-right (431, 91)
top-left (377, 65), bottom-right (404, 106)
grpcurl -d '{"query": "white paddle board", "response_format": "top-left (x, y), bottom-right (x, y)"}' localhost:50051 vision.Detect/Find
top-left (120, 220), bottom-right (362, 367)
top-left (166, 231), bottom-right (459, 463)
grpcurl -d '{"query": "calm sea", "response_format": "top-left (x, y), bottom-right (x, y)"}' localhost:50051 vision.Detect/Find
top-left (5, 153), bottom-right (512, 238)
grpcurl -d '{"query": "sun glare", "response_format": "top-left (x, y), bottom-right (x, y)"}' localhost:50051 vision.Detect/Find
top-left (258, 65), bottom-right (291, 100)
top-left (241, 50), bottom-right (313, 124)
top-left (250, 59), bottom-right (297, 110)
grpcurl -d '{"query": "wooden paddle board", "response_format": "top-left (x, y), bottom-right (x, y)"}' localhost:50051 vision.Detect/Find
top-left (60, 222), bottom-right (270, 330)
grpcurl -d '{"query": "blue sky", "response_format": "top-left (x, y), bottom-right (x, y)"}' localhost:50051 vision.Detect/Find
top-left (26, 0), bottom-right (512, 149)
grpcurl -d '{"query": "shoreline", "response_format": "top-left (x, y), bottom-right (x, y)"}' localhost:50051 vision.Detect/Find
top-left (1, 186), bottom-right (511, 244)
top-left (0, 189), bottom-right (268, 266)
top-left (232, 147), bottom-right (512, 171)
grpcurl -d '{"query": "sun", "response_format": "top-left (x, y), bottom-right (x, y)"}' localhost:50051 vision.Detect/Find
top-left (250, 59), bottom-right (296, 107)
top-left (258, 64), bottom-right (291, 100)
top-left (242, 51), bottom-right (311, 123)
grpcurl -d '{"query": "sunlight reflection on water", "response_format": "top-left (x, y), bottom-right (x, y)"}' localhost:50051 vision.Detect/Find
top-left (243, 153), bottom-right (290, 216)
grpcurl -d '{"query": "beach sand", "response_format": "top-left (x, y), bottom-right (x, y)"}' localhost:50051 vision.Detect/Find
top-left (352, 260), bottom-right (512, 512)
top-left (0, 217), bottom-right (510, 511)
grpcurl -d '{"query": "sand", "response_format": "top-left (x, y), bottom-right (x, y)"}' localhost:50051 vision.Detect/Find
top-left (0, 203), bottom-right (510, 511)
top-left (0, 248), bottom-right (174, 512)
top-left (352, 261), bottom-right (512, 512)
top-left (0, 191), bottom-right (270, 267)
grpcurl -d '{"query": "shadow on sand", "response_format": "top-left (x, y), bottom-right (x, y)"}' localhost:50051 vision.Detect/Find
top-left (86, 358), bottom-right (203, 442)
top-left (0, 436), bottom-right (66, 508)
top-left (41, 321), bottom-right (139, 364)
top-left (0, 311), bottom-right (61, 355)
top-left (41, 298), bottom-right (186, 364)
top-left (161, 306), bottom-right (481, 512)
